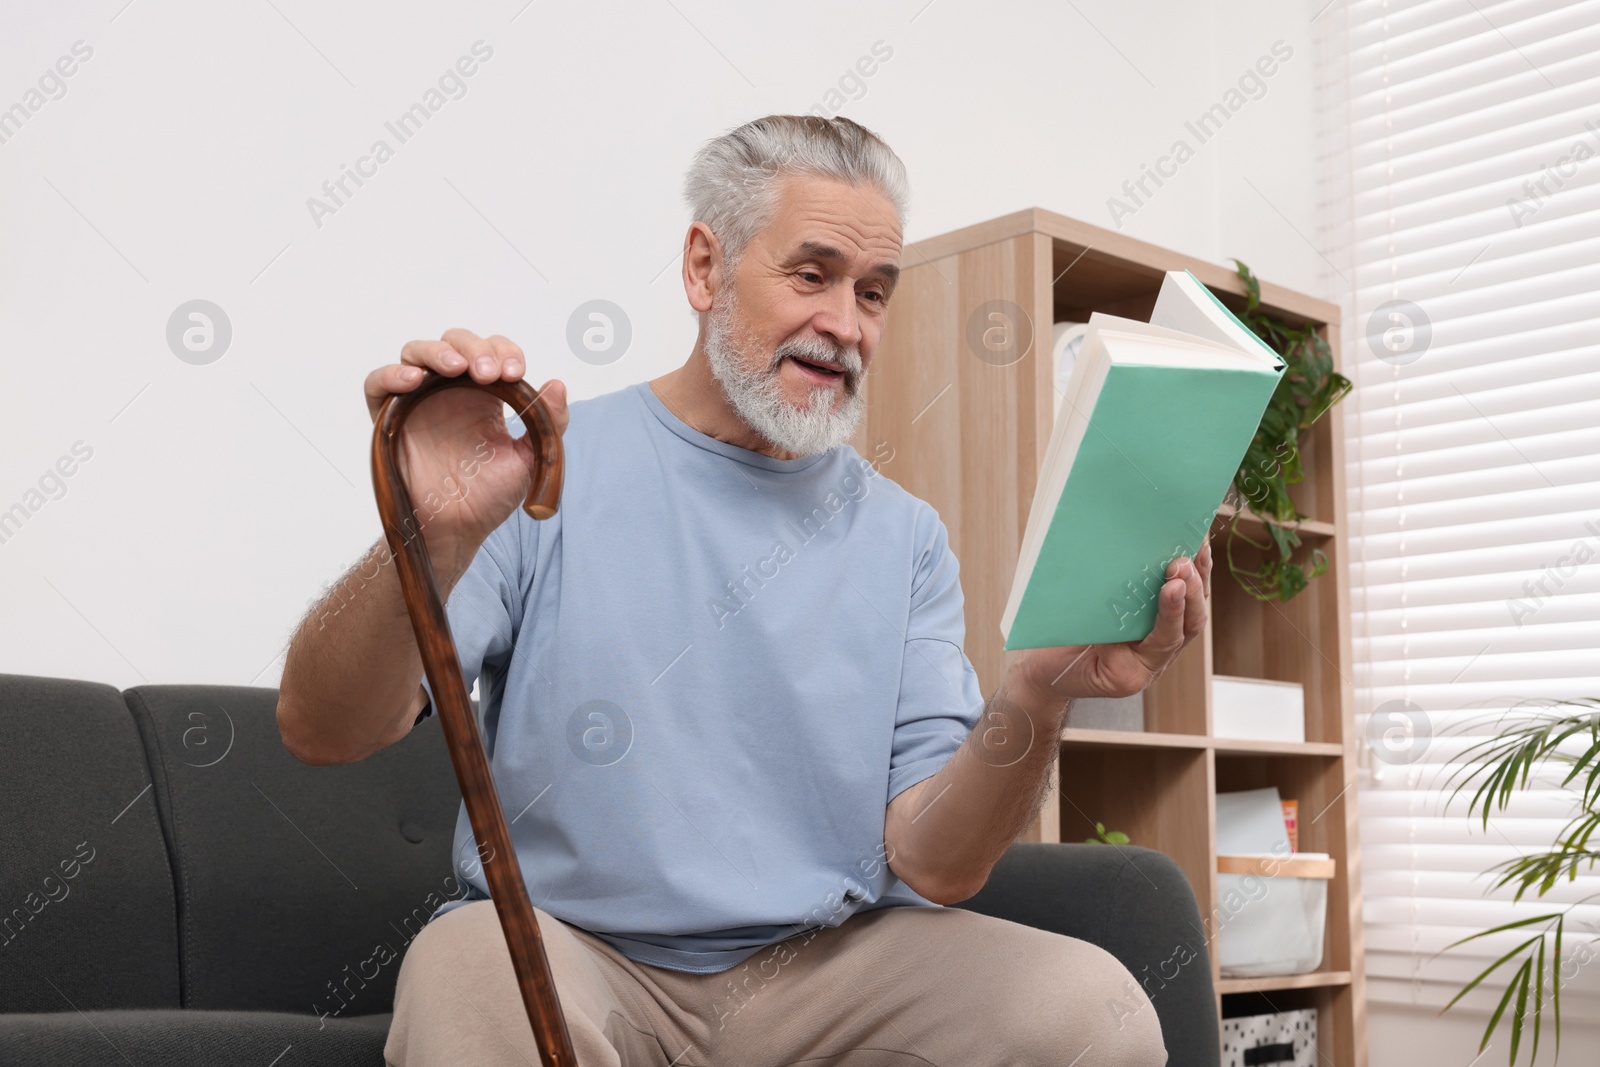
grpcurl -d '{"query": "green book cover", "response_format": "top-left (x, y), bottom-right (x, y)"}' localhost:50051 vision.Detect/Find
top-left (1001, 274), bottom-right (1285, 650)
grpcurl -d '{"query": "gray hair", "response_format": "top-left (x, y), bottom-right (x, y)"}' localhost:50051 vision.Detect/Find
top-left (682, 114), bottom-right (909, 271)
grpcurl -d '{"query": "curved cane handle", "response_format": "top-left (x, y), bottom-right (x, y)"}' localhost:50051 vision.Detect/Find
top-left (370, 373), bottom-right (575, 1067)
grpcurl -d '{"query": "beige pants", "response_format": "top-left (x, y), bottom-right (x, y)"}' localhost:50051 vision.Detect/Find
top-left (384, 899), bottom-right (1167, 1067)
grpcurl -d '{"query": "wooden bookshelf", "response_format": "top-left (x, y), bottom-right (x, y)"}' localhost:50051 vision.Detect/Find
top-left (853, 208), bottom-right (1366, 1065)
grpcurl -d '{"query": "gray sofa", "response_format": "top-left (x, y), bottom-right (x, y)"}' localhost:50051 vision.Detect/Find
top-left (0, 674), bottom-right (1219, 1065)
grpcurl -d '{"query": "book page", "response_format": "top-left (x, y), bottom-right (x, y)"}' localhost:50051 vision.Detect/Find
top-left (1151, 270), bottom-right (1282, 367)
top-left (1096, 324), bottom-right (1268, 372)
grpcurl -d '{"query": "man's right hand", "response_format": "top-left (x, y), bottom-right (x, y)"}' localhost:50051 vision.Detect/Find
top-left (364, 328), bottom-right (569, 578)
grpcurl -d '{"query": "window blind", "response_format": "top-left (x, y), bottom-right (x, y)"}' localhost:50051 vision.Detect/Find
top-left (1322, 0), bottom-right (1600, 1019)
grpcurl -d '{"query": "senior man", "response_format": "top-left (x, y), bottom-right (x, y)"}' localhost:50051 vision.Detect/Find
top-left (277, 114), bottom-right (1206, 1066)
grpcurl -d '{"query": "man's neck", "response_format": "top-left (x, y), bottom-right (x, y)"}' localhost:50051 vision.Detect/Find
top-left (647, 353), bottom-right (801, 461)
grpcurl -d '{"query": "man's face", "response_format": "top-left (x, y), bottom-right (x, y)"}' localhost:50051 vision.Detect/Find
top-left (703, 173), bottom-right (902, 457)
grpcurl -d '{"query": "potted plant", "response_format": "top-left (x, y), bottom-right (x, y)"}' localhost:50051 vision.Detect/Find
top-left (1085, 823), bottom-right (1131, 846)
top-left (1222, 260), bottom-right (1352, 602)
top-left (1444, 698), bottom-right (1600, 1064)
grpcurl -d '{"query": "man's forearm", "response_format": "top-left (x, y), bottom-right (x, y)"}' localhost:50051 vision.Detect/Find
top-left (277, 535), bottom-right (471, 764)
top-left (886, 663), bottom-right (1070, 903)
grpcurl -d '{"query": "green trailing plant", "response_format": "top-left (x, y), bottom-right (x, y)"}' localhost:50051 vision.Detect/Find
top-left (1222, 259), bottom-right (1352, 602)
top-left (1442, 698), bottom-right (1600, 1065)
top-left (1084, 822), bottom-right (1131, 846)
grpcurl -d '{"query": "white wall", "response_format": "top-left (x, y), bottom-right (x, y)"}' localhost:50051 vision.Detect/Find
top-left (1, 0), bottom-right (1326, 690)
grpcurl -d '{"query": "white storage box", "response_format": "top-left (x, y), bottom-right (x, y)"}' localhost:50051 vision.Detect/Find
top-left (1215, 853), bottom-right (1332, 977)
top-left (1065, 692), bottom-right (1143, 732)
top-left (1221, 1007), bottom-right (1317, 1066)
top-left (1212, 675), bottom-right (1305, 743)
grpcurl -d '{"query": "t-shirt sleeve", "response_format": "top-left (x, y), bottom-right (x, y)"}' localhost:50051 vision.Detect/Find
top-left (413, 516), bottom-right (526, 725)
top-left (887, 505), bottom-right (986, 804)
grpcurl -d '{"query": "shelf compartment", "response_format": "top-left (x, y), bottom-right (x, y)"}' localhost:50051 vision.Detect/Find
top-left (1220, 981), bottom-right (1359, 1065)
top-left (1208, 534), bottom-right (1346, 748)
top-left (1215, 757), bottom-right (1355, 976)
top-left (1056, 746), bottom-right (1214, 921)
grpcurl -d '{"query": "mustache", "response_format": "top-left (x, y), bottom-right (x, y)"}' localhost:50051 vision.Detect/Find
top-left (773, 338), bottom-right (862, 379)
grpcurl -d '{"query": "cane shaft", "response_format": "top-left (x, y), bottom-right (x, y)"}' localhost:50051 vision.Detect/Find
top-left (371, 374), bottom-right (574, 1067)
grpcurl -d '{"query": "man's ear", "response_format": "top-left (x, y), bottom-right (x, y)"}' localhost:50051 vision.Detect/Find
top-left (683, 221), bottom-right (724, 314)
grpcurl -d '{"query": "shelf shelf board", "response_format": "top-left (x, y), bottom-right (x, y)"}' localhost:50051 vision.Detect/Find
top-left (1216, 503), bottom-right (1337, 539)
top-left (1217, 970), bottom-right (1352, 995)
top-left (1212, 737), bottom-right (1344, 757)
top-left (1059, 728), bottom-right (1209, 751)
top-left (1059, 728), bottom-right (1343, 758)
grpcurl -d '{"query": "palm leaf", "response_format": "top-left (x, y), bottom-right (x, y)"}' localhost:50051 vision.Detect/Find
top-left (1442, 699), bottom-right (1600, 1063)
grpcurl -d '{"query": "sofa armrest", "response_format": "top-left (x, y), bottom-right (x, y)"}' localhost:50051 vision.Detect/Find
top-left (954, 842), bottom-right (1219, 1067)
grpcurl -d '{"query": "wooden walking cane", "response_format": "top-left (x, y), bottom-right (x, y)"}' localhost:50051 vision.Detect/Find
top-left (370, 372), bottom-right (578, 1067)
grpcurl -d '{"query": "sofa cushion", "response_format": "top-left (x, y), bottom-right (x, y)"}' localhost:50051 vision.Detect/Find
top-left (0, 1009), bottom-right (390, 1066)
top-left (0, 674), bottom-right (180, 1012)
top-left (956, 842), bottom-right (1220, 1067)
top-left (124, 684), bottom-right (462, 1017)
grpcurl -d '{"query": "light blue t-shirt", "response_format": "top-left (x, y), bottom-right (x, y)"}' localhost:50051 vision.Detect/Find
top-left (417, 379), bottom-right (985, 973)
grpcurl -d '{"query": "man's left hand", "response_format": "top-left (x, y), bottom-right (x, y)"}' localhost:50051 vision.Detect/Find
top-left (1018, 539), bottom-right (1213, 707)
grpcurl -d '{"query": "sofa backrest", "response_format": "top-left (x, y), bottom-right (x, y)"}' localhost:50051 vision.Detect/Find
top-left (123, 683), bottom-right (462, 1018)
top-left (4, 670), bottom-right (1219, 1059)
top-left (0, 675), bottom-right (181, 1012)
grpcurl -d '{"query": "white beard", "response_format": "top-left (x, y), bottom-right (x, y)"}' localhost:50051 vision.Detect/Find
top-left (702, 288), bottom-right (866, 457)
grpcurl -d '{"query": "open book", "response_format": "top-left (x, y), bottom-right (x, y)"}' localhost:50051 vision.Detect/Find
top-left (1000, 270), bottom-right (1286, 649)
